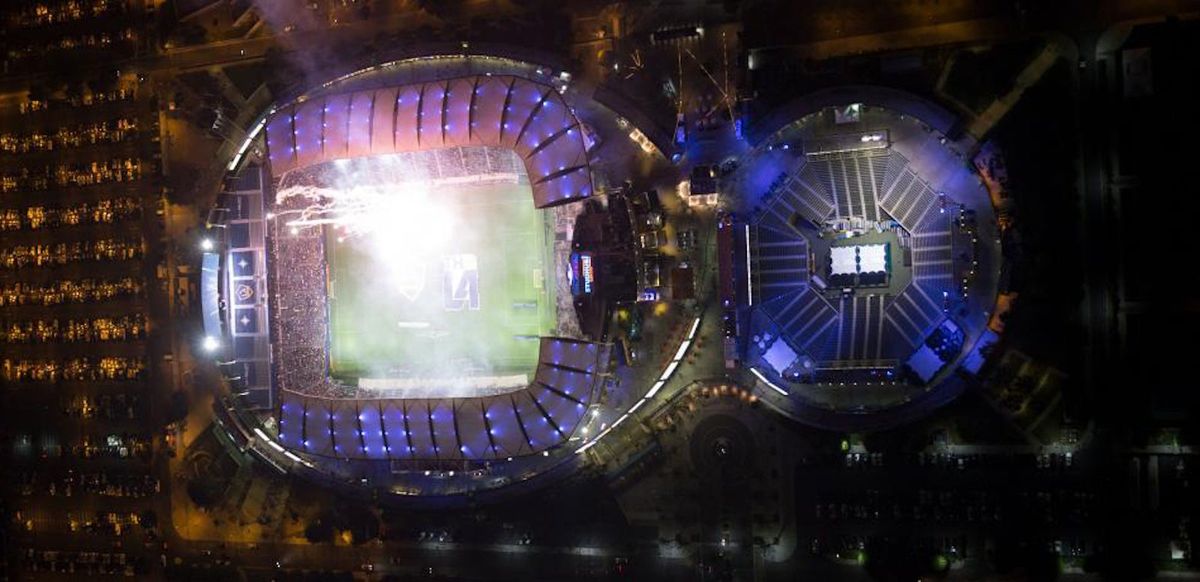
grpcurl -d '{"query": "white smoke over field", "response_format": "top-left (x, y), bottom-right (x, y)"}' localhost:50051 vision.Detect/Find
top-left (251, 0), bottom-right (322, 37)
top-left (249, 0), bottom-right (328, 90)
top-left (272, 151), bottom-right (556, 395)
top-left (274, 181), bottom-right (456, 254)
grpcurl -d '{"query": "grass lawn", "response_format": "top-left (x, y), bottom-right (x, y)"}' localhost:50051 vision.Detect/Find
top-left (325, 182), bottom-right (554, 381)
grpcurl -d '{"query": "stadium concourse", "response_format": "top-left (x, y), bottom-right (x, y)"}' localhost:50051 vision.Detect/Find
top-left (723, 87), bottom-right (1003, 430)
top-left (199, 55), bottom-right (653, 498)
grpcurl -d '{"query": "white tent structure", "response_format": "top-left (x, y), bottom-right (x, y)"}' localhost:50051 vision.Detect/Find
top-left (829, 243), bottom-right (888, 275)
top-left (859, 244), bottom-right (887, 274)
top-left (830, 246), bottom-right (859, 276)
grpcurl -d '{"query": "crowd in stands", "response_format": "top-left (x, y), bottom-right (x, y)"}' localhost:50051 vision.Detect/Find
top-left (278, 145), bottom-right (527, 193)
top-left (270, 212), bottom-right (345, 398)
top-left (551, 204), bottom-right (584, 338)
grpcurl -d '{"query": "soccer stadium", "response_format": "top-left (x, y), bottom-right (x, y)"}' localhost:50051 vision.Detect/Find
top-left (726, 90), bottom-right (1002, 423)
top-left (200, 56), bottom-right (628, 494)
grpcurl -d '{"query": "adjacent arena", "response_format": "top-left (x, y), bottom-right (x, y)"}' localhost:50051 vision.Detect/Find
top-left (727, 93), bottom-right (1001, 419)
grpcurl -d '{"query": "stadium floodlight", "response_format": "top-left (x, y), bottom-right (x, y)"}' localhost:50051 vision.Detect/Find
top-left (202, 335), bottom-right (220, 352)
top-left (672, 339), bottom-right (691, 362)
top-left (745, 224), bottom-right (753, 305)
top-left (660, 360), bottom-right (680, 381)
top-left (750, 368), bottom-right (789, 396)
top-left (200, 237), bottom-right (214, 251)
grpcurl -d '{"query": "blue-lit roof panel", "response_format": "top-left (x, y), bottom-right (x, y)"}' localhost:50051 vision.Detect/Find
top-left (321, 94), bottom-right (352, 159)
top-left (484, 397), bottom-right (529, 457)
top-left (381, 402), bottom-right (411, 460)
top-left (304, 400), bottom-right (335, 457)
top-left (358, 404), bottom-right (387, 460)
top-left (331, 405), bottom-right (362, 458)
top-left (513, 390), bottom-right (557, 450)
top-left (278, 394), bottom-right (306, 449)
top-left (404, 401), bottom-right (437, 459)
top-left (455, 400), bottom-right (492, 460)
top-left (428, 400), bottom-right (457, 460)
top-left (292, 100), bottom-right (325, 169)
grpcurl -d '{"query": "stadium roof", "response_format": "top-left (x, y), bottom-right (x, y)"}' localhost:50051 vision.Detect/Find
top-left (264, 75), bottom-right (594, 208)
top-left (276, 338), bottom-right (603, 461)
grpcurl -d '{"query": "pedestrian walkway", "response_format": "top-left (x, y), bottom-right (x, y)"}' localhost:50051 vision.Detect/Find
top-left (769, 18), bottom-right (1013, 62)
top-left (965, 45), bottom-right (1062, 139)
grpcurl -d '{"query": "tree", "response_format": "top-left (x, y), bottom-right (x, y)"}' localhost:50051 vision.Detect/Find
top-left (323, 503), bottom-right (379, 545)
top-left (171, 22), bottom-right (208, 47)
top-left (416, 0), bottom-right (465, 18)
top-left (139, 510), bottom-right (158, 530)
top-left (304, 518), bottom-right (335, 544)
top-left (991, 531), bottom-right (1060, 582)
top-left (167, 390), bottom-right (188, 424)
top-left (87, 70), bottom-right (119, 95)
top-left (186, 476), bottom-right (224, 508)
top-left (1084, 545), bottom-right (1157, 580)
top-left (863, 536), bottom-right (940, 582)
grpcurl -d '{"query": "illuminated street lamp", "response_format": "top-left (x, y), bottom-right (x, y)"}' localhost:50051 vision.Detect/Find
top-left (202, 336), bottom-right (220, 352)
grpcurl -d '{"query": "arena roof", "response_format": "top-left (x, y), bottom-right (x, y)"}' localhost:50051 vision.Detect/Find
top-left (264, 75), bottom-right (593, 208)
top-left (276, 337), bottom-right (603, 461)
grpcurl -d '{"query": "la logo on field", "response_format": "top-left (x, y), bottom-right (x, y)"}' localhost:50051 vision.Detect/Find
top-left (443, 254), bottom-right (480, 311)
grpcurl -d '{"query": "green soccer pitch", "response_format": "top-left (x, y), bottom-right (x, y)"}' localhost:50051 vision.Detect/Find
top-left (325, 181), bottom-right (555, 382)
